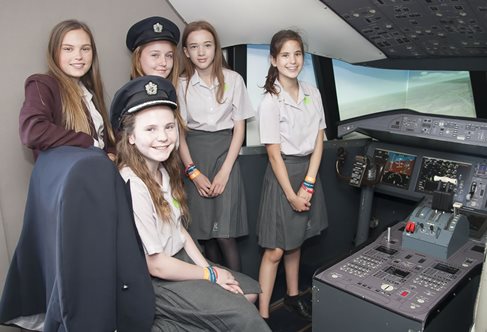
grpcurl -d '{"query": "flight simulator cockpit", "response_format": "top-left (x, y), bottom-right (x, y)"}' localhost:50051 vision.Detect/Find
top-left (314, 109), bottom-right (487, 332)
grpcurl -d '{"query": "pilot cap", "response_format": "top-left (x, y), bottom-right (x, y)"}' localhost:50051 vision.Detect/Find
top-left (110, 75), bottom-right (178, 130)
top-left (126, 16), bottom-right (180, 51)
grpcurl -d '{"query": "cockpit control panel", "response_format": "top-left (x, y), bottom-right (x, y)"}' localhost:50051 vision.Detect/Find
top-left (338, 109), bottom-right (487, 157)
top-left (320, 109), bottom-right (487, 331)
top-left (314, 221), bottom-right (483, 324)
top-left (335, 109), bottom-right (487, 241)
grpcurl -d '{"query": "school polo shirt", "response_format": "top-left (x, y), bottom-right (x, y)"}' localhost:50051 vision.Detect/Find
top-left (258, 80), bottom-right (326, 156)
top-left (120, 166), bottom-right (186, 256)
top-left (80, 82), bottom-right (105, 149)
top-left (178, 68), bottom-right (255, 131)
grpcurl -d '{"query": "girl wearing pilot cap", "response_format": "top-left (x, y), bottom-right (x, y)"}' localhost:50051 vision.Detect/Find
top-left (111, 76), bottom-right (269, 331)
top-left (126, 16), bottom-right (181, 87)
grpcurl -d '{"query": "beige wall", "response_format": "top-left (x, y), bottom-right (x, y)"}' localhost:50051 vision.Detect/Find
top-left (0, 1), bottom-right (184, 330)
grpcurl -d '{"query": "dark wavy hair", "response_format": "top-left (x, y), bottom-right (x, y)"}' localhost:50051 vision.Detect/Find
top-left (263, 30), bottom-right (305, 95)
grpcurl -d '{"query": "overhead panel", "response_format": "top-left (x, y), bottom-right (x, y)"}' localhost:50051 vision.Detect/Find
top-left (321, 0), bottom-right (487, 59)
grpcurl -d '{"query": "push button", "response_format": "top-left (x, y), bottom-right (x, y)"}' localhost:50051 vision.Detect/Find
top-left (405, 221), bottom-right (416, 233)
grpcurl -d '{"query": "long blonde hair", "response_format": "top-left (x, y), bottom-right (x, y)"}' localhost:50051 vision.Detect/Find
top-left (116, 109), bottom-right (189, 226)
top-left (180, 20), bottom-right (227, 103)
top-left (130, 41), bottom-right (180, 89)
top-left (47, 19), bottom-right (115, 144)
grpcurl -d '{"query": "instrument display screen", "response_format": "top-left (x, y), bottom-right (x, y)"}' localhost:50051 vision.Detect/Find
top-left (415, 157), bottom-right (471, 194)
top-left (375, 149), bottom-right (416, 190)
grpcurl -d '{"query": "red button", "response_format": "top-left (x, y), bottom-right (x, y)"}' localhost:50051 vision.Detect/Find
top-left (401, 291), bottom-right (409, 297)
top-left (405, 221), bottom-right (416, 233)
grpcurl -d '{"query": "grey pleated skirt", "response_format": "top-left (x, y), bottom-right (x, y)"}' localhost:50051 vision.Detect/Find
top-left (185, 129), bottom-right (248, 240)
top-left (256, 155), bottom-right (328, 250)
top-left (151, 249), bottom-right (270, 332)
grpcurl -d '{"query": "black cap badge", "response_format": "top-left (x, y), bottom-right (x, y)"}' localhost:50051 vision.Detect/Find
top-left (145, 82), bottom-right (158, 95)
top-left (153, 22), bottom-right (163, 33)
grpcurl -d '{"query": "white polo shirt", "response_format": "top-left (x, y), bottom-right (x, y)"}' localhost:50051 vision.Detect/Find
top-left (258, 80), bottom-right (326, 156)
top-left (177, 68), bottom-right (255, 131)
top-left (120, 166), bottom-right (186, 256)
top-left (79, 82), bottom-right (105, 149)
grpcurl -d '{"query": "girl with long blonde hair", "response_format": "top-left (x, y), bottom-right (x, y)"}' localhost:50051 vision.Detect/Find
top-left (19, 19), bottom-right (115, 160)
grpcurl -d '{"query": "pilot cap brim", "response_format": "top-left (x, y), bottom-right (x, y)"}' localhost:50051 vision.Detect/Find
top-left (110, 75), bottom-right (178, 130)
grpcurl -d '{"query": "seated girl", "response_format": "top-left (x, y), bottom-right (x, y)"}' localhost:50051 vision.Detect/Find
top-left (110, 75), bottom-right (270, 331)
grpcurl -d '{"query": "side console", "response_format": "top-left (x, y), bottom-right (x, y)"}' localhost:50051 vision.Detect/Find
top-left (313, 221), bottom-right (483, 331)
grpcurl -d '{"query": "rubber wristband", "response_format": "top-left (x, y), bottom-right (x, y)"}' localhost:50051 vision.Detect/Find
top-left (189, 169), bottom-right (201, 180)
top-left (208, 266), bottom-right (216, 283)
top-left (301, 184), bottom-right (314, 194)
top-left (185, 163), bottom-right (195, 174)
top-left (185, 165), bottom-right (196, 175)
top-left (305, 176), bottom-right (316, 184)
top-left (212, 266), bottom-right (218, 282)
top-left (203, 267), bottom-right (210, 281)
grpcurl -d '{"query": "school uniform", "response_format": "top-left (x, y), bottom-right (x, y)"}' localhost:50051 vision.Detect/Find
top-left (178, 68), bottom-right (255, 240)
top-left (120, 166), bottom-right (269, 332)
top-left (79, 82), bottom-right (106, 149)
top-left (19, 74), bottom-right (115, 160)
top-left (256, 80), bottom-right (329, 250)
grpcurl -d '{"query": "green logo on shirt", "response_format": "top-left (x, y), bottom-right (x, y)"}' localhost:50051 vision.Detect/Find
top-left (173, 198), bottom-right (180, 209)
top-left (304, 95), bottom-right (311, 105)
top-left (224, 83), bottom-right (229, 92)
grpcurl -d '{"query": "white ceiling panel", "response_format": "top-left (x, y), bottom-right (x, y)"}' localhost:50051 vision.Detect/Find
top-left (168, 0), bottom-right (386, 63)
